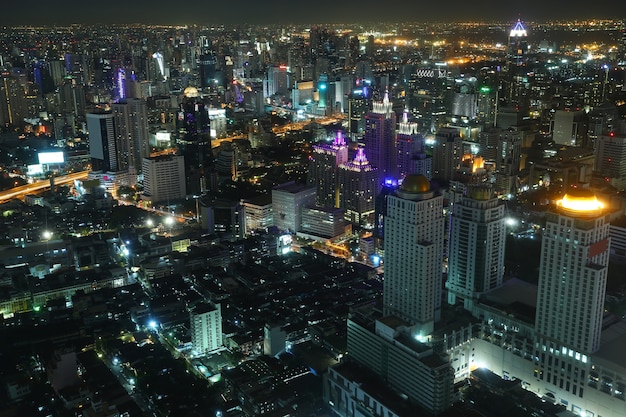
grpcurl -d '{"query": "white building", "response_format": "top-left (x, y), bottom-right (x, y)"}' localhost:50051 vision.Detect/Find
top-left (242, 196), bottom-right (273, 236)
top-left (383, 174), bottom-right (444, 338)
top-left (447, 184), bottom-right (506, 310)
top-left (141, 155), bottom-right (186, 204)
top-left (190, 302), bottom-right (223, 356)
top-left (271, 181), bottom-right (316, 234)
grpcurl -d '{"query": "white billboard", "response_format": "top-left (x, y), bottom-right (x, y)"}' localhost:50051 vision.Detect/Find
top-left (27, 164), bottom-right (44, 175)
top-left (38, 151), bottom-right (65, 164)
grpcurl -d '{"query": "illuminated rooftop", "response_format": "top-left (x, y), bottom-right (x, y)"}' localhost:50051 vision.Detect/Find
top-left (400, 174), bottom-right (430, 193)
top-left (510, 19), bottom-right (527, 37)
top-left (556, 188), bottom-right (603, 216)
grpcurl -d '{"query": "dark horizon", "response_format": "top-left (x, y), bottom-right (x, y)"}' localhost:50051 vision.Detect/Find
top-left (1, 0), bottom-right (625, 27)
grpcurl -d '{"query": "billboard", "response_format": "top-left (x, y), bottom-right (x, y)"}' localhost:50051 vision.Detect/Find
top-left (38, 151), bottom-right (65, 164)
top-left (27, 164), bottom-right (44, 175)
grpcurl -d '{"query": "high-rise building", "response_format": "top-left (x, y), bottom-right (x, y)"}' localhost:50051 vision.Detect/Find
top-left (446, 184), bottom-right (506, 310)
top-left (190, 302), bottom-right (223, 356)
top-left (177, 86), bottom-right (212, 195)
top-left (307, 131), bottom-right (349, 208)
top-left (112, 98), bottom-right (150, 174)
top-left (396, 112), bottom-right (431, 180)
top-left (141, 155), bottom-right (186, 204)
top-left (242, 195), bottom-right (273, 236)
top-left (495, 129), bottom-right (523, 196)
top-left (383, 174), bottom-right (444, 337)
top-left (594, 127), bottom-right (626, 190)
top-left (338, 148), bottom-right (379, 227)
top-left (364, 93), bottom-right (396, 180)
top-left (536, 189), bottom-right (609, 355)
top-left (86, 110), bottom-right (118, 172)
top-left (272, 181), bottom-right (317, 234)
top-left (509, 19), bottom-right (528, 67)
top-left (432, 127), bottom-right (464, 182)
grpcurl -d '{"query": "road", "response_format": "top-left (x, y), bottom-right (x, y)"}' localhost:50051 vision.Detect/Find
top-left (0, 170), bottom-right (90, 203)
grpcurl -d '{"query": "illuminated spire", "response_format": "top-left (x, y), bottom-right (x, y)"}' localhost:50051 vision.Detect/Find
top-left (333, 130), bottom-right (346, 147)
top-left (383, 90), bottom-right (390, 106)
top-left (354, 148), bottom-right (369, 165)
top-left (402, 110), bottom-right (409, 124)
top-left (510, 19), bottom-right (527, 38)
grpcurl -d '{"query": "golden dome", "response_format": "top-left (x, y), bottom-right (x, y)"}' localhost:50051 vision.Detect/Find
top-left (401, 174), bottom-right (430, 193)
top-left (558, 188), bottom-right (603, 213)
top-left (183, 86), bottom-right (199, 98)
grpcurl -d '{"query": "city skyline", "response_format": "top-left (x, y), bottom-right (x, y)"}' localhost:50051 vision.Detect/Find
top-left (1, 1), bottom-right (626, 26)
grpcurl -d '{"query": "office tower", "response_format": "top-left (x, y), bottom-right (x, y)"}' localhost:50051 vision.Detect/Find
top-left (495, 129), bottom-right (522, 196)
top-left (338, 148), bottom-right (379, 227)
top-left (364, 93), bottom-right (397, 180)
top-left (406, 66), bottom-right (449, 134)
top-left (199, 52), bottom-right (216, 89)
top-left (177, 87), bottom-right (212, 195)
top-left (594, 128), bottom-right (626, 190)
top-left (432, 127), bottom-right (463, 182)
top-left (509, 19), bottom-right (528, 67)
top-left (86, 110), bottom-right (118, 172)
top-left (446, 184), bottom-right (506, 310)
top-left (190, 302), bottom-right (223, 356)
top-left (272, 181), bottom-right (317, 234)
top-left (307, 131), bottom-right (349, 208)
top-left (373, 178), bottom-right (398, 249)
top-left (0, 73), bottom-right (27, 127)
top-left (396, 112), bottom-right (431, 180)
top-left (242, 195), bottom-right (273, 236)
top-left (552, 110), bottom-right (586, 146)
top-left (141, 155), bottom-right (186, 204)
top-left (300, 206), bottom-right (346, 239)
top-left (347, 90), bottom-right (369, 136)
top-left (264, 66), bottom-right (291, 98)
top-left (111, 98), bottom-right (150, 174)
top-left (383, 174), bottom-right (444, 337)
top-left (535, 189), bottom-right (608, 382)
top-left (59, 78), bottom-right (86, 120)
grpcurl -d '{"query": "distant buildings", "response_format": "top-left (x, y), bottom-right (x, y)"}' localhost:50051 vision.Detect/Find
top-left (307, 131), bottom-right (349, 208)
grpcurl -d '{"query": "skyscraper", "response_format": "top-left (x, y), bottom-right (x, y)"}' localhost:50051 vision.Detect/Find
top-left (383, 174), bottom-right (444, 337)
top-left (446, 184), bottom-right (506, 310)
top-left (307, 131), bottom-right (349, 208)
top-left (364, 93), bottom-right (396, 180)
top-left (190, 302), bottom-right (223, 356)
top-left (338, 148), bottom-right (379, 227)
top-left (396, 112), bottom-right (431, 180)
top-left (536, 189), bottom-right (609, 356)
top-left (432, 127), bottom-right (463, 182)
top-left (177, 86), bottom-right (212, 195)
top-left (86, 110), bottom-right (118, 172)
top-left (111, 98), bottom-right (150, 174)
top-left (594, 126), bottom-right (626, 190)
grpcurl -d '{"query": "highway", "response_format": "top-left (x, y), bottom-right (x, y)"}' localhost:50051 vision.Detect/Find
top-left (0, 171), bottom-right (90, 203)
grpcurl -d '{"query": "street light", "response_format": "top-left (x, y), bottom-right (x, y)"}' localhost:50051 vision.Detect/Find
top-left (42, 230), bottom-right (53, 240)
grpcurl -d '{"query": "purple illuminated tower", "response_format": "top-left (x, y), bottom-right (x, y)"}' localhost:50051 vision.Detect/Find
top-left (364, 92), bottom-right (397, 182)
top-left (307, 131), bottom-right (349, 208)
top-left (338, 148), bottom-right (380, 227)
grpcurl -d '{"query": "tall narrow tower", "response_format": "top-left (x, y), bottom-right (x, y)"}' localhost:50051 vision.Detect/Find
top-left (446, 184), bottom-right (506, 310)
top-left (383, 174), bottom-right (444, 338)
top-left (533, 188), bottom-right (610, 401)
top-left (307, 131), bottom-right (349, 207)
top-left (364, 93), bottom-right (397, 180)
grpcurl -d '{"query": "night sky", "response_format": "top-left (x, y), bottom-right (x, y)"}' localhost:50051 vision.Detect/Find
top-left (0, 0), bottom-right (624, 26)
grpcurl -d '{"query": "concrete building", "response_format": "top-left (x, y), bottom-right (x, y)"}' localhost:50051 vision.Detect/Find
top-left (272, 181), bottom-right (317, 234)
top-left (190, 302), bottom-right (223, 356)
top-left (594, 128), bottom-right (626, 191)
top-left (299, 206), bottom-right (346, 240)
top-left (383, 174), bottom-right (444, 338)
top-left (446, 184), bottom-right (506, 310)
top-left (242, 195), bottom-right (273, 236)
top-left (141, 155), bottom-right (186, 204)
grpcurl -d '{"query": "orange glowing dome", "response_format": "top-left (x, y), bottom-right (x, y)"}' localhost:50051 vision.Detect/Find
top-left (558, 189), bottom-right (603, 213)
